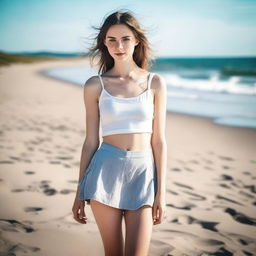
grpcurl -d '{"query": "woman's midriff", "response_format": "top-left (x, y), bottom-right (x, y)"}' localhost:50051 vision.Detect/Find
top-left (102, 133), bottom-right (152, 151)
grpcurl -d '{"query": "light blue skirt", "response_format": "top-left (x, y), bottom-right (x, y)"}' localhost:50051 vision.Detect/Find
top-left (78, 142), bottom-right (158, 210)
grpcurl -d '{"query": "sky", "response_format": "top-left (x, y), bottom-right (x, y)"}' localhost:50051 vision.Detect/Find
top-left (0, 0), bottom-right (256, 57)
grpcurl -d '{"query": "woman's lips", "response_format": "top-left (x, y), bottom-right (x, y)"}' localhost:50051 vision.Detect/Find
top-left (115, 53), bottom-right (125, 56)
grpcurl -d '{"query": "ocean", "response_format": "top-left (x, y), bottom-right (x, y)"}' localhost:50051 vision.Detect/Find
top-left (42, 57), bottom-right (256, 129)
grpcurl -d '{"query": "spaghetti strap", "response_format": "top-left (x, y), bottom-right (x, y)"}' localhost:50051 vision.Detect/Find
top-left (98, 75), bottom-right (104, 89)
top-left (147, 73), bottom-right (155, 89)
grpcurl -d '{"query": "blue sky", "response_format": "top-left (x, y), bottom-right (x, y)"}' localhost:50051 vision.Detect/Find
top-left (0, 0), bottom-right (256, 57)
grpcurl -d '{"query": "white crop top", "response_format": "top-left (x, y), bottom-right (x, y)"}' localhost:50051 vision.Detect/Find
top-left (98, 73), bottom-right (155, 137)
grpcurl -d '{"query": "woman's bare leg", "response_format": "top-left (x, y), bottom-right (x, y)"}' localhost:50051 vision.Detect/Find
top-left (90, 199), bottom-right (124, 256)
top-left (123, 205), bottom-right (153, 256)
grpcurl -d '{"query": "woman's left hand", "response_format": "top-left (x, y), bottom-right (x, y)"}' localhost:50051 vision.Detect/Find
top-left (152, 193), bottom-right (166, 225)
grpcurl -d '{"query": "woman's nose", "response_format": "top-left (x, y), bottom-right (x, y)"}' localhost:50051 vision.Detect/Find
top-left (116, 41), bottom-right (124, 49)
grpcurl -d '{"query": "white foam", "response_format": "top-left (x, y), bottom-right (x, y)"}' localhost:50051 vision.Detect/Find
top-left (164, 74), bottom-right (256, 95)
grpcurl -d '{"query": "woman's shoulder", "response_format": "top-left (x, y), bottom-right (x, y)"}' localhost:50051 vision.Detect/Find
top-left (82, 75), bottom-right (102, 99)
top-left (83, 75), bottom-right (101, 88)
top-left (150, 72), bottom-right (166, 91)
top-left (151, 72), bottom-right (164, 80)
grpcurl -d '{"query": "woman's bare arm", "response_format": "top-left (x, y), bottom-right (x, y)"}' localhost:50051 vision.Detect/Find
top-left (150, 74), bottom-right (167, 196)
top-left (75, 76), bottom-right (100, 200)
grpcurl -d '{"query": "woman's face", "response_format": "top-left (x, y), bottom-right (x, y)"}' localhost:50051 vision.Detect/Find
top-left (104, 24), bottom-right (139, 60)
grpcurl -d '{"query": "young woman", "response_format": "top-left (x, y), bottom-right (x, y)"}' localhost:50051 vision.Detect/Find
top-left (72, 10), bottom-right (167, 256)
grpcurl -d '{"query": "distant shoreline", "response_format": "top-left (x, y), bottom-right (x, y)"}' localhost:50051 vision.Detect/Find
top-left (1, 51), bottom-right (256, 75)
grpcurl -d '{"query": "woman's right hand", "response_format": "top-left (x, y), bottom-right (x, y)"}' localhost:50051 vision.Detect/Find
top-left (72, 197), bottom-right (88, 224)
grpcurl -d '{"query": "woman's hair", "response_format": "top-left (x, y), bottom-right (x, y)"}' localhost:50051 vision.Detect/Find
top-left (86, 9), bottom-right (155, 74)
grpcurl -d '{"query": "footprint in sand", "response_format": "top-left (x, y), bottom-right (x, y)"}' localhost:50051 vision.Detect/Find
top-left (9, 156), bottom-right (22, 161)
top-left (0, 236), bottom-right (40, 255)
top-left (170, 167), bottom-right (181, 172)
top-left (198, 238), bottom-right (224, 246)
top-left (223, 176), bottom-right (256, 195)
top-left (12, 188), bottom-right (26, 192)
top-left (11, 180), bottom-right (58, 196)
top-left (184, 167), bottom-right (194, 172)
top-left (239, 190), bottom-right (255, 199)
top-left (39, 180), bottom-right (58, 195)
top-left (225, 207), bottom-right (256, 226)
top-left (0, 219), bottom-right (36, 233)
top-left (219, 183), bottom-right (231, 189)
top-left (60, 189), bottom-right (76, 194)
top-left (0, 160), bottom-right (14, 164)
top-left (173, 182), bottom-right (193, 190)
top-left (55, 156), bottom-right (73, 160)
top-left (67, 179), bottom-right (79, 184)
top-left (244, 184), bottom-right (256, 194)
top-left (183, 191), bottom-right (207, 201)
top-left (219, 174), bottom-right (233, 181)
top-left (166, 189), bottom-right (178, 195)
top-left (49, 160), bottom-right (62, 164)
top-left (188, 159), bottom-right (200, 164)
top-left (217, 174), bottom-right (234, 189)
top-left (174, 215), bottom-right (220, 232)
top-left (229, 233), bottom-right (255, 247)
top-left (24, 171), bottom-right (35, 175)
top-left (166, 203), bottom-right (196, 210)
top-left (172, 182), bottom-right (207, 201)
top-left (216, 194), bottom-right (243, 205)
top-left (42, 187), bottom-right (58, 195)
top-left (211, 247), bottom-right (233, 255)
top-left (24, 207), bottom-right (44, 213)
top-left (197, 220), bottom-right (219, 232)
top-left (63, 163), bottom-right (72, 168)
top-left (219, 156), bottom-right (234, 161)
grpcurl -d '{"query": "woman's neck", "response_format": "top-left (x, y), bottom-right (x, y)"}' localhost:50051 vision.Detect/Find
top-left (110, 59), bottom-right (140, 78)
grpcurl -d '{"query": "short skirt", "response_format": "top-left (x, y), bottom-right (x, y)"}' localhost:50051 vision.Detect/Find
top-left (78, 142), bottom-right (158, 210)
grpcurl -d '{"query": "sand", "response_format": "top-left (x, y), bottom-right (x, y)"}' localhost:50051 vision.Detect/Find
top-left (0, 58), bottom-right (255, 256)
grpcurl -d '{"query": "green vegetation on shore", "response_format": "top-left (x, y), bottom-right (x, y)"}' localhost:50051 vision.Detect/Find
top-left (0, 51), bottom-right (88, 66)
top-left (0, 51), bottom-right (60, 66)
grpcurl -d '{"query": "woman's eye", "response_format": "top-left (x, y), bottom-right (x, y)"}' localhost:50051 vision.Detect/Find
top-left (108, 39), bottom-right (130, 42)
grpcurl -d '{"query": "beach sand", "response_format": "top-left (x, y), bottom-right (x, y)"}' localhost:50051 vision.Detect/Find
top-left (0, 58), bottom-right (255, 256)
